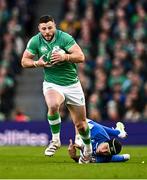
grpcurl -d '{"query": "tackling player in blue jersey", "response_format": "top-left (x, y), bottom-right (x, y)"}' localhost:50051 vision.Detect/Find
top-left (68, 119), bottom-right (130, 163)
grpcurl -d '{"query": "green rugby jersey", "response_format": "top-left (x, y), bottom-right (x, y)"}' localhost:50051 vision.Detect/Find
top-left (26, 30), bottom-right (79, 86)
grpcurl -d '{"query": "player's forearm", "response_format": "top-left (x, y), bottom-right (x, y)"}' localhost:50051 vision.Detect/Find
top-left (21, 58), bottom-right (36, 68)
top-left (64, 52), bottom-right (85, 63)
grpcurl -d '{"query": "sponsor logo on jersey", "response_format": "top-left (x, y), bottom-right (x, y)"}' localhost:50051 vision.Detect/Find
top-left (40, 46), bottom-right (48, 53)
top-left (52, 46), bottom-right (65, 54)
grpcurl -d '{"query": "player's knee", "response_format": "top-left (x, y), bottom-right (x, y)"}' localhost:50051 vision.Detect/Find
top-left (75, 121), bottom-right (85, 132)
top-left (49, 104), bottom-right (60, 114)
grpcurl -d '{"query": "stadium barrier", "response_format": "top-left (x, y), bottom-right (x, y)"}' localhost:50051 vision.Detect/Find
top-left (0, 121), bottom-right (147, 146)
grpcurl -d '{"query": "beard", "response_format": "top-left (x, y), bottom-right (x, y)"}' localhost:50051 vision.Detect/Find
top-left (44, 33), bottom-right (54, 41)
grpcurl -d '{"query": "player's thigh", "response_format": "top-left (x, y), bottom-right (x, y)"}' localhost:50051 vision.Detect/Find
top-left (43, 81), bottom-right (65, 108)
top-left (44, 89), bottom-right (64, 108)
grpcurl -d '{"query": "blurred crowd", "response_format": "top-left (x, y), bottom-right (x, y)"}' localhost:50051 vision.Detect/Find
top-left (60, 0), bottom-right (147, 122)
top-left (1, 0), bottom-right (147, 123)
top-left (0, 0), bottom-right (36, 120)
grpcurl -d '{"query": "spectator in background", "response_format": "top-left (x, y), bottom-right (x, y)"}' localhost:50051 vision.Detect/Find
top-left (142, 104), bottom-right (147, 121)
top-left (60, 0), bottom-right (147, 122)
top-left (88, 92), bottom-right (101, 122)
top-left (144, 83), bottom-right (147, 103)
top-left (59, 11), bottom-right (80, 38)
top-left (0, 66), bottom-right (15, 119)
top-left (78, 18), bottom-right (92, 59)
top-left (11, 107), bottom-right (30, 122)
top-left (0, 0), bottom-right (37, 120)
top-left (1, 0), bottom-right (147, 122)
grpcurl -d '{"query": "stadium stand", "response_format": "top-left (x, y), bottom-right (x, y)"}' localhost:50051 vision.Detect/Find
top-left (59, 0), bottom-right (147, 122)
top-left (0, 0), bottom-right (37, 120)
top-left (0, 0), bottom-right (147, 122)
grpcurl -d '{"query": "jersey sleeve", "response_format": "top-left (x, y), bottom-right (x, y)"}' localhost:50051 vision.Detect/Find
top-left (26, 36), bottom-right (38, 55)
top-left (95, 154), bottom-right (128, 163)
top-left (62, 32), bottom-right (76, 51)
top-left (111, 155), bottom-right (127, 162)
top-left (95, 155), bottom-right (112, 163)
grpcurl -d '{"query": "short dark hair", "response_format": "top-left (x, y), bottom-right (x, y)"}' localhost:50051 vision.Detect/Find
top-left (39, 15), bottom-right (54, 24)
top-left (107, 138), bottom-right (122, 155)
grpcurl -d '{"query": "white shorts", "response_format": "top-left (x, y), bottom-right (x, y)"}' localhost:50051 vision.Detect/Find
top-left (43, 81), bottom-right (85, 106)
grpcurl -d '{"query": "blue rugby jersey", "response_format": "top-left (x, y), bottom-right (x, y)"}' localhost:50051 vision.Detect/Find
top-left (87, 119), bottom-right (110, 156)
top-left (87, 119), bottom-right (125, 163)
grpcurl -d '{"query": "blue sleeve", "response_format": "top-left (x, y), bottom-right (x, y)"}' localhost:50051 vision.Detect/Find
top-left (88, 119), bottom-right (120, 138)
top-left (95, 156), bottom-right (112, 163)
top-left (101, 125), bottom-right (120, 137)
top-left (95, 155), bottom-right (128, 163)
top-left (111, 155), bottom-right (127, 162)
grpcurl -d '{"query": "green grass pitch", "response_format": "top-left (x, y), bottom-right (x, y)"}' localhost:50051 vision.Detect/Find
top-left (0, 146), bottom-right (147, 179)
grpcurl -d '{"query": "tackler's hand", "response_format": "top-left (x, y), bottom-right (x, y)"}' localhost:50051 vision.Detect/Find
top-left (68, 139), bottom-right (77, 159)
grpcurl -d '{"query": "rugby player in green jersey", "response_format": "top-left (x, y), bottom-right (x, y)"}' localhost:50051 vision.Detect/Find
top-left (21, 15), bottom-right (92, 163)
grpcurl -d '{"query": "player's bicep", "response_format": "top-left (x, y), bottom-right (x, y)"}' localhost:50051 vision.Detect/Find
top-left (68, 43), bottom-right (83, 54)
top-left (21, 50), bottom-right (36, 67)
top-left (26, 36), bottom-right (38, 55)
top-left (22, 50), bottom-right (35, 59)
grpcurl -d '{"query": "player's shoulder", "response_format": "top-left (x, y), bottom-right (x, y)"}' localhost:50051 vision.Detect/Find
top-left (57, 29), bottom-right (73, 39)
top-left (26, 33), bottom-right (40, 49)
top-left (27, 33), bottom-right (40, 44)
top-left (30, 33), bottom-right (40, 41)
